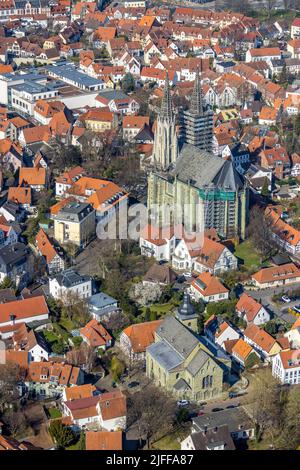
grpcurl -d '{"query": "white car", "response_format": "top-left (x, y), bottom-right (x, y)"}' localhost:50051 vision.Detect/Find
top-left (282, 296), bottom-right (291, 303)
top-left (177, 400), bottom-right (189, 407)
top-left (183, 272), bottom-right (192, 278)
top-left (293, 305), bottom-right (300, 314)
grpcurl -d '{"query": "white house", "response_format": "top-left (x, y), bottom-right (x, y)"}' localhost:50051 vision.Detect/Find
top-left (272, 349), bottom-right (300, 385)
top-left (63, 390), bottom-right (126, 431)
top-left (214, 321), bottom-right (240, 348)
top-left (190, 272), bottom-right (229, 303)
top-left (245, 47), bottom-right (281, 64)
top-left (139, 224), bottom-right (176, 261)
top-left (12, 323), bottom-right (49, 363)
top-left (284, 317), bottom-right (300, 349)
top-left (236, 293), bottom-right (270, 326)
top-left (49, 269), bottom-right (92, 303)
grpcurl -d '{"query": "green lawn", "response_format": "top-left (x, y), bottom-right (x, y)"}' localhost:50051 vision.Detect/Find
top-left (47, 407), bottom-right (62, 419)
top-left (234, 240), bottom-right (261, 269)
top-left (43, 330), bottom-right (60, 344)
top-left (59, 316), bottom-right (75, 331)
top-left (151, 428), bottom-right (188, 450)
top-left (141, 302), bottom-right (174, 319)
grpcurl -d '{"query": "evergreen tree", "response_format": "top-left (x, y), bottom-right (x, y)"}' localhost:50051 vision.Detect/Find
top-left (261, 177), bottom-right (270, 197)
top-left (49, 421), bottom-right (75, 449)
top-left (149, 310), bottom-right (157, 321)
top-left (145, 307), bottom-right (151, 322)
top-left (121, 73), bottom-right (135, 93)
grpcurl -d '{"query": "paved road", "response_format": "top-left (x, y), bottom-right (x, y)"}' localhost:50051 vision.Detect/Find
top-left (246, 283), bottom-right (300, 324)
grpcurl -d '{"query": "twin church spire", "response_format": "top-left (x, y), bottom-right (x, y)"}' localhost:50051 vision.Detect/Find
top-left (153, 69), bottom-right (211, 170)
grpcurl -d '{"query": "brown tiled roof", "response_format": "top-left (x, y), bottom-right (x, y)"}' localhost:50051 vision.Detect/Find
top-left (86, 431), bottom-right (122, 450)
top-left (122, 320), bottom-right (162, 354)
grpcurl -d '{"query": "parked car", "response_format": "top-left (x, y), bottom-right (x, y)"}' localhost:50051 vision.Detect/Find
top-left (282, 295), bottom-right (291, 303)
top-left (293, 305), bottom-right (300, 314)
top-left (177, 399), bottom-right (190, 407)
top-left (128, 381), bottom-right (139, 389)
top-left (183, 272), bottom-right (192, 278)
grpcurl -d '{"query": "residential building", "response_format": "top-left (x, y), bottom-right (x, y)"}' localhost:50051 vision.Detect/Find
top-left (36, 228), bottom-right (65, 275)
top-left (190, 407), bottom-right (255, 443)
top-left (0, 242), bottom-right (31, 284)
top-left (251, 263), bottom-right (300, 288)
top-left (146, 316), bottom-right (224, 401)
top-left (181, 424), bottom-right (235, 450)
top-left (291, 18), bottom-right (300, 39)
top-left (245, 47), bottom-right (281, 64)
top-left (86, 292), bottom-right (118, 322)
top-left (120, 320), bottom-right (162, 362)
top-left (53, 201), bottom-right (96, 248)
top-left (190, 272), bottom-right (229, 303)
top-left (80, 319), bottom-right (112, 351)
top-left (25, 361), bottom-right (84, 399)
top-left (243, 323), bottom-right (282, 362)
top-left (12, 323), bottom-right (49, 362)
top-left (139, 224), bottom-right (177, 261)
top-left (86, 431), bottom-right (123, 451)
top-left (19, 167), bottom-right (47, 191)
top-left (236, 293), bottom-right (270, 326)
top-left (123, 116), bottom-right (149, 141)
top-left (142, 264), bottom-right (177, 286)
top-left (214, 321), bottom-right (240, 348)
top-left (63, 390), bottom-right (126, 431)
top-left (49, 269), bottom-right (92, 302)
top-left (284, 317), bottom-right (300, 349)
top-left (0, 295), bottom-right (49, 339)
top-left (272, 349), bottom-right (300, 385)
top-left (231, 338), bottom-right (259, 368)
top-left (55, 166), bottom-right (86, 197)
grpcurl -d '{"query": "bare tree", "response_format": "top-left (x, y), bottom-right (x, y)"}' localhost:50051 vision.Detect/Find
top-left (127, 385), bottom-right (176, 448)
top-left (279, 386), bottom-right (300, 449)
top-left (0, 363), bottom-right (22, 413)
top-left (3, 409), bottom-right (28, 438)
top-left (247, 206), bottom-right (277, 262)
top-left (246, 368), bottom-right (282, 444)
top-left (66, 344), bottom-right (97, 374)
top-left (60, 292), bottom-right (91, 327)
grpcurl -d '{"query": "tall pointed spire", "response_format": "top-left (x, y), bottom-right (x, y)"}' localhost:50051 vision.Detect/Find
top-left (190, 68), bottom-right (204, 116)
top-left (160, 72), bottom-right (172, 120)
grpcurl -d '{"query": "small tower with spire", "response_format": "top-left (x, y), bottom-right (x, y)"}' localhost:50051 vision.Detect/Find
top-left (175, 291), bottom-right (198, 333)
top-left (152, 73), bottom-right (178, 170)
top-left (180, 69), bottom-right (213, 152)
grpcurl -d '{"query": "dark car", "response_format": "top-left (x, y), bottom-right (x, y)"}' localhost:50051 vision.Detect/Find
top-left (128, 381), bottom-right (140, 389)
top-left (211, 407), bottom-right (223, 412)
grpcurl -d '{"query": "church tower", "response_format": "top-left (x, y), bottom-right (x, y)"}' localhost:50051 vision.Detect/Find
top-left (180, 69), bottom-right (213, 152)
top-left (152, 73), bottom-right (178, 170)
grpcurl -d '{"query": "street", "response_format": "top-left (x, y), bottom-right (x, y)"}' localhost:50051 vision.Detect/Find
top-left (247, 283), bottom-right (300, 324)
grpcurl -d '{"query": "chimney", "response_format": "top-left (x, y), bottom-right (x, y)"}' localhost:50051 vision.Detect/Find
top-left (10, 314), bottom-right (16, 325)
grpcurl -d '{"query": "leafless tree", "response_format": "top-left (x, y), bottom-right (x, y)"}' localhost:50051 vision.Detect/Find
top-left (246, 368), bottom-right (282, 444)
top-left (247, 206), bottom-right (277, 262)
top-left (67, 344), bottom-right (97, 374)
top-left (3, 409), bottom-right (28, 438)
top-left (61, 292), bottom-right (91, 327)
top-left (127, 385), bottom-right (176, 448)
top-left (0, 363), bottom-right (22, 413)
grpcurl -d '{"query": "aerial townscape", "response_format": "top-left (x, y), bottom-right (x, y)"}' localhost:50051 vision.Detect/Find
top-left (0, 0), bottom-right (300, 455)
